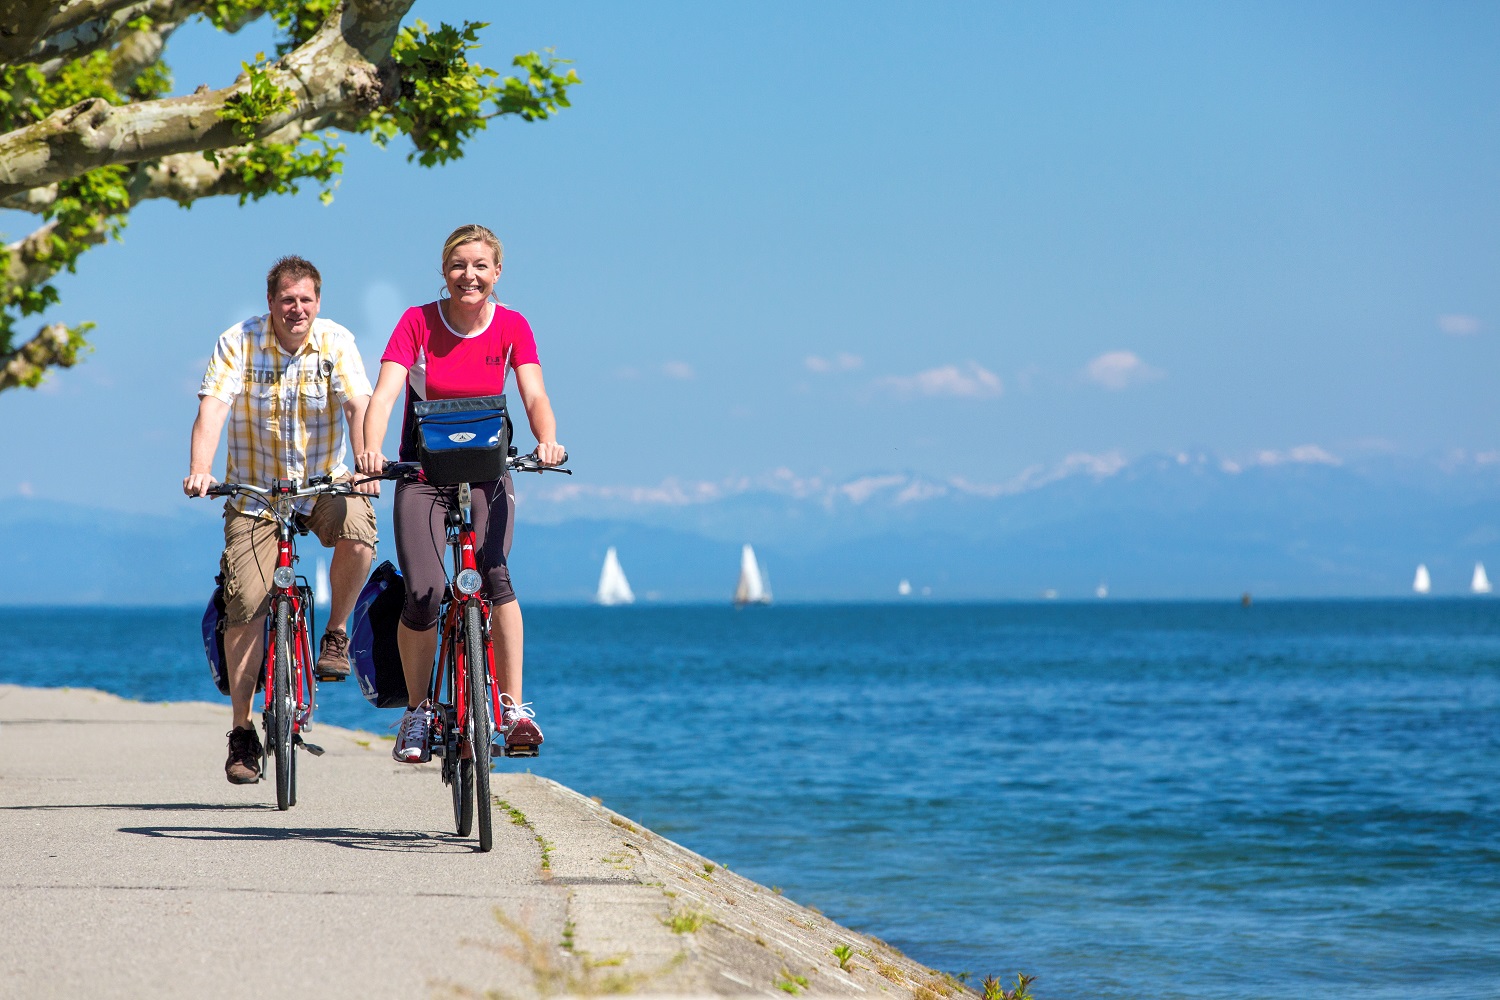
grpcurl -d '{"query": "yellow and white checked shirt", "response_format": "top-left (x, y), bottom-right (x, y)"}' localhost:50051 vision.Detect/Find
top-left (199, 315), bottom-right (372, 518)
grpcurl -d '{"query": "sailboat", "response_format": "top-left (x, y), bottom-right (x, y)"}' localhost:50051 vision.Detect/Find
top-left (1413, 564), bottom-right (1432, 595)
top-left (898, 579), bottom-right (912, 597)
top-left (1095, 582), bottom-right (1109, 599)
top-left (314, 557), bottom-right (331, 607)
top-left (734, 544), bottom-right (772, 606)
top-left (1473, 562), bottom-right (1492, 595)
top-left (596, 547), bottom-right (635, 606)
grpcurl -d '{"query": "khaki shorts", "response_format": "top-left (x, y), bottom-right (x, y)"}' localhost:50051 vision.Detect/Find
top-left (220, 490), bottom-right (378, 626)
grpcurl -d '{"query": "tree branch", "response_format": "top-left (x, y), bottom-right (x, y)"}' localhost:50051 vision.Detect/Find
top-left (107, 12), bottom-right (176, 91)
top-left (0, 0), bottom-right (410, 200)
top-left (1, 119), bottom-right (324, 300)
top-left (0, 184), bottom-right (59, 213)
top-left (0, 1), bottom-right (69, 65)
top-left (0, 321), bottom-right (89, 391)
top-left (26, 0), bottom-right (200, 77)
top-left (40, 0), bottom-right (152, 39)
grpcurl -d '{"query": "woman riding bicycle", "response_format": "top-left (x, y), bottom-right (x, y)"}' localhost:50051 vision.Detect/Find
top-left (356, 224), bottom-right (564, 762)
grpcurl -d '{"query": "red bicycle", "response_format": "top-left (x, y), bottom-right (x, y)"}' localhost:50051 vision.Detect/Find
top-left (205, 477), bottom-right (353, 809)
top-left (370, 452), bottom-right (566, 851)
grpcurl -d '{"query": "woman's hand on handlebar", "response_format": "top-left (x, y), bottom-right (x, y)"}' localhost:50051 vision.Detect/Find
top-left (183, 471), bottom-right (218, 497)
top-left (355, 450), bottom-right (385, 476)
top-left (353, 450), bottom-right (386, 495)
top-left (534, 441), bottom-right (567, 467)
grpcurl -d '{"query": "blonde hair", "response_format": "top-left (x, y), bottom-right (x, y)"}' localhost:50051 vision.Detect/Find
top-left (441, 224), bottom-right (504, 271)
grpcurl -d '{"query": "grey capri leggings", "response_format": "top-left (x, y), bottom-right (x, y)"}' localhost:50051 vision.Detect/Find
top-left (393, 474), bottom-right (516, 631)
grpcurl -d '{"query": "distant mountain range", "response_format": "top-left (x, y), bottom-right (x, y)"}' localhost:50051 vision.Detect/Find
top-left (8, 450), bottom-right (1500, 604)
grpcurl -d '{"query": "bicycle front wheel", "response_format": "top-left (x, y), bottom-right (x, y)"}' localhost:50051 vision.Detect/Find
top-left (272, 598), bottom-right (295, 811)
top-left (465, 602), bottom-right (493, 852)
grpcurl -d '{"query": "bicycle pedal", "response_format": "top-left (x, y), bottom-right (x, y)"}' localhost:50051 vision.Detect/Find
top-left (314, 671), bottom-right (349, 683)
top-left (502, 744), bottom-right (539, 758)
top-left (293, 735), bottom-right (325, 756)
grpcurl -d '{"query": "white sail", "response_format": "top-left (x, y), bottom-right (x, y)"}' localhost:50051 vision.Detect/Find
top-left (1096, 582), bottom-right (1109, 599)
top-left (734, 544), bottom-right (772, 606)
top-left (596, 547), bottom-right (635, 606)
top-left (1413, 564), bottom-right (1431, 595)
top-left (314, 557), bottom-right (331, 607)
top-left (898, 579), bottom-right (912, 596)
top-left (1473, 562), bottom-right (1492, 594)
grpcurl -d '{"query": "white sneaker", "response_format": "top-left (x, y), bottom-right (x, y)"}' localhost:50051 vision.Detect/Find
top-left (393, 700), bottom-right (433, 763)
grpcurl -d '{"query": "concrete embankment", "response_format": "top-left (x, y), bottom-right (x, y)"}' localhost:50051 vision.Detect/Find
top-left (0, 685), bottom-right (971, 1000)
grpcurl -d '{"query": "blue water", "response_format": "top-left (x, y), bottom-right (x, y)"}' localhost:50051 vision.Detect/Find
top-left (3, 601), bottom-right (1498, 999)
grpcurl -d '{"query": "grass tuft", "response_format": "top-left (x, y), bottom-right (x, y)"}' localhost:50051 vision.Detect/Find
top-left (662, 909), bottom-right (708, 934)
top-left (982, 973), bottom-right (1036, 1000)
top-left (775, 968), bottom-right (809, 994)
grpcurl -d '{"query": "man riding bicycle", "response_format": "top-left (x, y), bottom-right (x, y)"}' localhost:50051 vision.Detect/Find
top-left (183, 256), bottom-right (378, 785)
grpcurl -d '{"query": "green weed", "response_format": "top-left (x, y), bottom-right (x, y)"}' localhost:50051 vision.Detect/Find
top-left (663, 910), bottom-right (708, 934)
top-left (982, 973), bottom-right (1036, 1000)
top-left (775, 968), bottom-right (809, 994)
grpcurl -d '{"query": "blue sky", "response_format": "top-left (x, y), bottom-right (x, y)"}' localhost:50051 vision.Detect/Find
top-left (3, 1), bottom-right (1498, 514)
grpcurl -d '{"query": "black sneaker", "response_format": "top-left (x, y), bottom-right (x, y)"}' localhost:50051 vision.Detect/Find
top-left (225, 726), bottom-right (263, 784)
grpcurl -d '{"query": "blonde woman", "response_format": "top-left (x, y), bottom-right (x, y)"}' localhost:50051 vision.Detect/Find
top-left (357, 225), bottom-right (564, 762)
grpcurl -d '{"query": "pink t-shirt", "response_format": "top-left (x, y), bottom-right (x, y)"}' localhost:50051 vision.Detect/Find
top-left (380, 301), bottom-right (540, 461)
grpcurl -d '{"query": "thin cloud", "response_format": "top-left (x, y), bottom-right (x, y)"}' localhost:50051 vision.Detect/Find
top-left (662, 361), bottom-right (695, 380)
top-left (1438, 314), bottom-right (1481, 336)
top-left (839, 474), bottom-right (906, 504)
top-left (805, 352), bottom-right (863, 373)
top-left (1083, 350), bottom-right (1163, 389)
top-left (1254, 444), bottom-right (1340, 467)
top-left (876, 362), bottom-right (1002, 398)
top-left (953, 451), bottom-right (1128, 497)
top-left (1222, 444), bottom-right (1341, 473)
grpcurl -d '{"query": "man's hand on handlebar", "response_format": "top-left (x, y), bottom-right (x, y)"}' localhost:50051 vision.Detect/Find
top-left (183, 471), bottom-right (218, 497)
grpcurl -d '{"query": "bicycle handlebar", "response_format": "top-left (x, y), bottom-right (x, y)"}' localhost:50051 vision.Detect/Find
top-left (353, 451), bottom-right (572, 487)
top-left (508, 451), bottom-right (572, 475)
top-left (204, 477), bottom-right (355, 500)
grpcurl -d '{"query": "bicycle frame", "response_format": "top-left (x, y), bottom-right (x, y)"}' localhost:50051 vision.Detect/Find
top-left (263, 500), bottom-right (317, 737)
top-left (204, 475), bottom-right (347, 809)
top-left (429, 482), bottom-right (501, 758)
top-left (370, 452), bottom-right (567, 850)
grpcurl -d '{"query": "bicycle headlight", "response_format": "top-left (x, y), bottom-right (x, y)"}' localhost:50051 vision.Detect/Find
top-left (455, 568), bottom-right (483, 595)
top-left (272, 566), bottom-right (296, 590)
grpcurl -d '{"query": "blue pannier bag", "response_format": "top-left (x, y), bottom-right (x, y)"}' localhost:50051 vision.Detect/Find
top-left (351, 560), bottom-right (409, 708)
top-left (202, 584), bottom-right (230, 695)
top-left (201, 578), bottom-right (263, 695)
top-left (413, 393), bottom-right (510, 486)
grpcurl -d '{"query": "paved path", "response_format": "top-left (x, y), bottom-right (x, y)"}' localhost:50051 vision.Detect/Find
top-left (0, 685), bottom-right (957, 1000)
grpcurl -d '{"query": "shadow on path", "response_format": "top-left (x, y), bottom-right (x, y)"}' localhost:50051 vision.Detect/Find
top-left (1, 802), bottom-right (272, 812)
top-left (119, 825), bottom-right (475, 853)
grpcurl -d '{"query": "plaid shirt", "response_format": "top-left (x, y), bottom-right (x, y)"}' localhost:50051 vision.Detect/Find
top-left (199, 315), bottom-right (372, 517)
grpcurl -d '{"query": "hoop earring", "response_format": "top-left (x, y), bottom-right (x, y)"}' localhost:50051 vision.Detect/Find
top-left (438, 284), bottom-right (450, 301)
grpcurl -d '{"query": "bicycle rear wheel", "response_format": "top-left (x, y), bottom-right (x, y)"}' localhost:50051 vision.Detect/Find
top-left (449, 709), bottom-right (474, 837)
top-left (465, 602), bottom-right (493, 852)
top-left (272, 598), bottom-right (294, 811)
